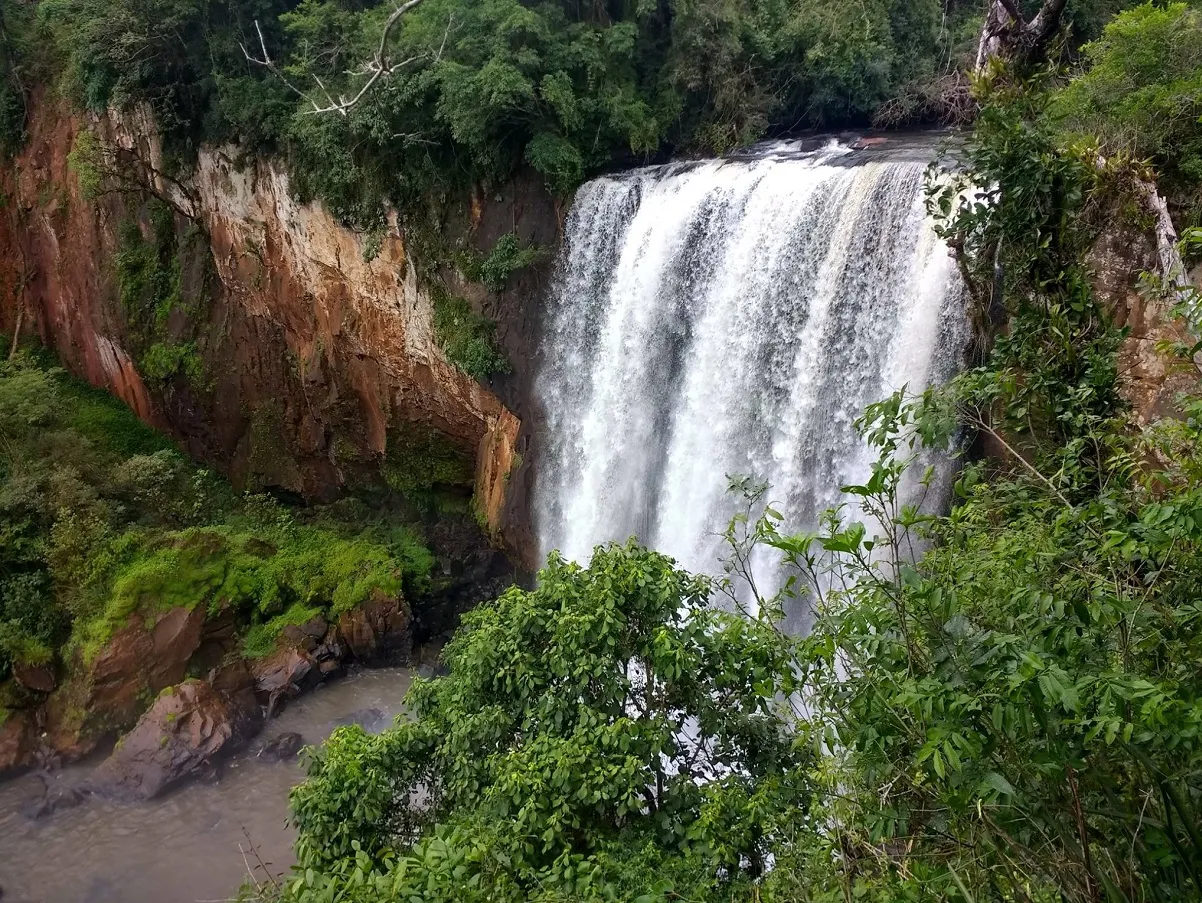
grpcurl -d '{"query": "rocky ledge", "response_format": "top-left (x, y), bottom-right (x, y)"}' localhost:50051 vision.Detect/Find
top-left (0, 592), bottom-right (414, 787)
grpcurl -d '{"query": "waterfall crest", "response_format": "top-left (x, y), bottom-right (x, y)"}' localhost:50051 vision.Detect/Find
top-left (534, 141), bottom-right (968, 585)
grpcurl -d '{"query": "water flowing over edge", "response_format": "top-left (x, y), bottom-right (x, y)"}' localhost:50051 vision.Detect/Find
top-left (533, 140), bottom-right (969, 599)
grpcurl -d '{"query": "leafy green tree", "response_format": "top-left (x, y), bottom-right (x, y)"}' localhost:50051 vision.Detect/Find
top-left (281, 541), bottom-right (808, 902)
top-left (1051, 2), bottom-right (1202, 187)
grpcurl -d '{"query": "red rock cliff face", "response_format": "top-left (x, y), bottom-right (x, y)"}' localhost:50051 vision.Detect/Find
top-left (0, 99), bottom-right (527, 554)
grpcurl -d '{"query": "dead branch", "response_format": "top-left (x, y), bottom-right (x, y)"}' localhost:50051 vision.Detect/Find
top-left (242, 0), bottom-right (447, 117)
top-left (3, 187), bottom-right (35, 359)
top-left (8, 304), bottom-right (23, 361)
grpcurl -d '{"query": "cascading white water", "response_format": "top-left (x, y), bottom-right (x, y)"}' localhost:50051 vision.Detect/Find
top-left (534, 140), bottom-right (967, 591)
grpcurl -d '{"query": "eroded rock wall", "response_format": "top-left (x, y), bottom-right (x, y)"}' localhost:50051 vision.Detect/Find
top-left (0, 98), bottom-right (533, 557)
top-left (1088, 223), bottom-right (1200, 425)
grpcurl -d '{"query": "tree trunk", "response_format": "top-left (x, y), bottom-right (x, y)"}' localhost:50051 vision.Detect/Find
top-left (974, 0), bottom-right (1069, 72)
top-left (8, 304), bottom-right (23, 361)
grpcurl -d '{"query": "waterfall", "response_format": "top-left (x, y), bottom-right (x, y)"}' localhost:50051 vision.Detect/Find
top-left (533, 140), bottom-right (968, 592)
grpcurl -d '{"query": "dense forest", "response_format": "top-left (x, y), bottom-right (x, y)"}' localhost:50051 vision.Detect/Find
top-left (0, 0), bottom-right (1145, 222)
top-left (3, 0), bottom-right (1202, 902)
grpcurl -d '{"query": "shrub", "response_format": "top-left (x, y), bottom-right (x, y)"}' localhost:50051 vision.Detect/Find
top-left (140, 341), bottom-right (206, 386)
top-left (283, 542), bottom-right (808, 903)
top-left (470, 233), bottom-right (543, 292)
top-left (429, 286), bottom-right (510, 381)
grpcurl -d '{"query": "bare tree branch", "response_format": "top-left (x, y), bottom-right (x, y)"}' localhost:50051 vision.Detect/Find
top-left (997, 0), bottom-right (1023, 22)
top-left (242, 0), bottom-right (444, 117)
top-left (240, 20), bottom-right (313, 107)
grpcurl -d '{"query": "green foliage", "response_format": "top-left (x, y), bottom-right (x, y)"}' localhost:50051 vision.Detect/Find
top-left (109, 198), bottom-right (217, 390)
top-left (36, 0), bottom-right (296, 157)
top-left (382, 423), bottom-right (474, 498)
top-left (1052, 2), bottom-right (1202, 187)
top-left (114, 203), bottom-right (182, 325)
top-left (243, 602), bottom-right (323, 658)
top-left (282, 542), bottom-right (807, 903)
top-left (928, 75), bottom-right (1124, 492)
top-left (141, 341), bottom-right (206, 385)
top-left (469, 233), bottom-right (544, 292)
top-left (429, 286), bottom-right (510, 381)
top-left (0, 0), bottom-right (32, 158)
top-left (0, 351), bottom-right (435, 679)
top-left (66, 129), bottom-right (103, 198)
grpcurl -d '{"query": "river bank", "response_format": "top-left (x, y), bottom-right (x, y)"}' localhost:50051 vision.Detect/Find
top-left (0, 667), bottom-right (414, 903)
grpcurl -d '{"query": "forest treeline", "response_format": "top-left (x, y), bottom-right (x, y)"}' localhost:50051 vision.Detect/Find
top-left (0, 0), bottom-right (1148, 225)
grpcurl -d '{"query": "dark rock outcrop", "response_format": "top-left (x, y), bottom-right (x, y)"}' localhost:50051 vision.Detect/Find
top-left (12, 663), bottom-right (56, 694)
top-left (42, 605), bottom-right (206, 762)
top-left (337, 595), bottom-right (412, 666)
top-left (256, 731), bottom-right (304, 761)
top-left (92, 678), bottom-right (261, 801)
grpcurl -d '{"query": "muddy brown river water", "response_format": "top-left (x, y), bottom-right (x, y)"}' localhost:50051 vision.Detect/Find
top-left (0, 668), bottom-right (414, 903)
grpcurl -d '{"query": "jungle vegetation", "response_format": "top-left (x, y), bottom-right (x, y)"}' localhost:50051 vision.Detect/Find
top-left (2, 1), bottom-right (1202, 901)
top-left (0, 346), bottom-right (435, 697)
top-left (234, 3), bottom-right (1202, 902)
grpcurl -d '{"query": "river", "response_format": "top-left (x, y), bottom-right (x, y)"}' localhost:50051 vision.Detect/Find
top-left (0, 668), bottom-right (414, 903)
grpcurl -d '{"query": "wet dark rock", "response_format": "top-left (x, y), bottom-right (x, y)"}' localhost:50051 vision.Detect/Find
top-left (415, 642), bottom-right (448, 679)
top-left (92, 678), bottom-right (262, 801)
top-left (257, 731), bottom-right (304, 761)
top-left (32, 747), bottom-right (63, 773)
top-left (300, 615), bottom-right (329, 640)
top-left (12, 662), bottom-right (56, 694)
top-left (280, 625), bottom-right (318, 652)
top-left (19, 782), bottom-right (88, 820)
top-left (333, 707), bottom-right (386, 732)
top-left (250, 647), bottom-right (317, 717)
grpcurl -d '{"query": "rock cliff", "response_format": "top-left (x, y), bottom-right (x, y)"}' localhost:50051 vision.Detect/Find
top-left (0, 97), bottom-right (541, 562)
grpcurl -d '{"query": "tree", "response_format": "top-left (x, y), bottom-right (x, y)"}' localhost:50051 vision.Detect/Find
top-left (975, 0), bottom-right (1069, 71)
top-left (281, 541), bottom-right (809, 902)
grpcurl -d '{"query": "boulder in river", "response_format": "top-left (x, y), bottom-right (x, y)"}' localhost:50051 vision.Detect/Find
top-left (250, 646), bottom-right (317, 717)
top-left (333, 707), bottom-right (386, 732)
top-left (19, 779), bottom-right (88, 820)
top-left (92, 678), bottom-right (262, 801)
top-left (256, 731), bottom-right (304, 761)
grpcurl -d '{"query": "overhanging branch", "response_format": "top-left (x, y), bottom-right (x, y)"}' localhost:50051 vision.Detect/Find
top-left (242, 0), bottom-right (445, 117)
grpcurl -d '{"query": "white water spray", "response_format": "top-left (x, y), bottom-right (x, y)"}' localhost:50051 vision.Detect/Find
top-left (534, 141), bottom-right (968, 593)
